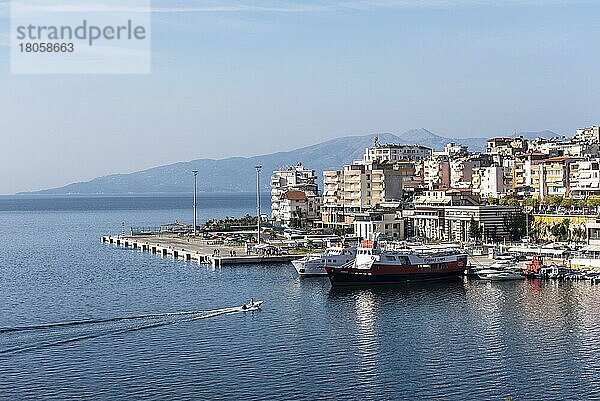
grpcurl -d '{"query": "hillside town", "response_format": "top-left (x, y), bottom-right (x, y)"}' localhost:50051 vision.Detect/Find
top-left (270, 125), bottom-right (600, 269)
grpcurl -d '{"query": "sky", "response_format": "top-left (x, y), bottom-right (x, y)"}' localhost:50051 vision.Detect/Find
top-left (0, 0), bottom-right (599, 194)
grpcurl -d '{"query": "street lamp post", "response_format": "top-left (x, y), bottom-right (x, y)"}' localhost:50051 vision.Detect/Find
top-left (255, 166), bottom-right (262, 245)
top-left (192, 170), bottom-right (198, 236)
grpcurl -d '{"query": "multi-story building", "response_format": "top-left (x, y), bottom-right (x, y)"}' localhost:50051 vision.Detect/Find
top-left (575, 126), bottom-right (600, 143)
top-left (531, 139), bottom-right (599, 158)
top-left (321, 162), bottom-right (405, 227)
top-left (321, 141), bottom-right (425, 229)
top-left (487, 137), bottom-right (528, 157)
top-left (413, 188), bottom-right (480, 206)
top-left (569, 159), bottom-right (600, 197)
top-left (537, 156), bottom-right (580, 198)
top-left (423, 155), bottom-right (450, 190)
top-left (511, 152), bottom-right (547, 196)
top-left (450, 157), bottom-right (481, 188)
top-left (443, 143), bottom-right (469, 157)
top-left (363, 141), bottom-right (433, 163)
top-left (278, 190), bottom-right (321, 228)
top-left (271, 163), bottom-right (318, 222)
top-left (404, 205), bottom-right (521, 243)
top-left (353, 209), bottom-right (405, 240)
top-left (472, 166), bottom-right (506, 198)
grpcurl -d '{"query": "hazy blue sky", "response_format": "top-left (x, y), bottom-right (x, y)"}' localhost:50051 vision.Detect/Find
top-left (1, 0), bottom-right (599, 194)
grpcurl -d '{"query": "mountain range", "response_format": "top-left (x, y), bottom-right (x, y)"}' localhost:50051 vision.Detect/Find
top-left (25, 128), bottom-right (559, 195)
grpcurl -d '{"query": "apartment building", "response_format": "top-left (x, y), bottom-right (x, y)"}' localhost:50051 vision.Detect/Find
top-left (570, 159), bottom-right (600, 196)
top-left (271, 163), bottom-right (318, 222)
top-left (423, 155), bottom-right (450, 189)
top-left (538, 156), bottom-right (579, 198)
top-left (363, 142), bottom-right (433, 163)
top-left (450, 158), bottom-right (481, 188)
top-left (511, 152), bottom-right (547, 196)
top-left (321, 162), bottom-right (405, 227)
top-left (353, 209), bottom-right (405, 240)
top-left (472, 166), bottom-right (506, 198)
top-left (575, 126), bottom-right (600, 143)
top-left (486, 137), bottom-right (528, 156)
top-left (278, 190), bottom-right (321, 228)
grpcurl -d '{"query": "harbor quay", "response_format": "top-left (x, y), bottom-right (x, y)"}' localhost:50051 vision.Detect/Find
top-left (101, 234), bottom-right (302, 267)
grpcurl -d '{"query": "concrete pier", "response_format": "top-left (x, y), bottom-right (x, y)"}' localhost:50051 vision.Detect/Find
top-left (101, 234), bottom-right (301, 267)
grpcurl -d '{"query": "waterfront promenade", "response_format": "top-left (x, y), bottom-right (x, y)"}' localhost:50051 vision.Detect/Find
top-left (101, 234), bottom-right (301, 267)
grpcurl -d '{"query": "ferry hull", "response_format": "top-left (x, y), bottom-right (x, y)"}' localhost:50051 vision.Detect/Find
top-left (292, 260), bottom-right (328, 277)
top-left (326, 261), bottom-right (466, 286)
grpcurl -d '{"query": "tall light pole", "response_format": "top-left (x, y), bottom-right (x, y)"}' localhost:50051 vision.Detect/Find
top-left (192, 170), bottom-right (198, 236)
top-left (255, 166), bottom-right (262, 245)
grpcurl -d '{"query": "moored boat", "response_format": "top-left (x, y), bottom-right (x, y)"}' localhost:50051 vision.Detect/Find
top-left (325, 237), bottom-right (467, 286)
top-left (292, 244), bottom-right (356, 276)
top-left (477, 269), bottom-right (525, 281)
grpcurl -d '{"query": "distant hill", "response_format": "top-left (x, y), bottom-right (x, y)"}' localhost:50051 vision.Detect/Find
top-left (23, 128), bottom-right (558, 195)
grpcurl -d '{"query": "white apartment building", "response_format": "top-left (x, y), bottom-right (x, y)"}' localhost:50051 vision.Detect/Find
top-left (473, 166), bottom-right (506, 198)
top-left (363, 142), bottom-right (433, 163)
top-left (271, 163), bottom-right (318, 222)
top-left (443, 143), bottom-right (469, 157)
top-left (450, 158), bottom-right (481, 188)
top-left (570, 159), bottom-right (600, 196)
top-left (486, 137), bottom-right (528, 156)
top-left (575, 126), bottom-right (600, 143)
top-left (531, 139), bottom-right (599, 158)
top-left (423, 155), bottom-right (450, 190)
top-left (278, 190), bottom-right (321, 228)
top-left (353, 210), bottom-right (405, 240)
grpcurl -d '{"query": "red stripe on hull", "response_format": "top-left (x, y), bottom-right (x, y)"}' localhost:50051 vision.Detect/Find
top-left (325, 258), bottom-right (468, 285)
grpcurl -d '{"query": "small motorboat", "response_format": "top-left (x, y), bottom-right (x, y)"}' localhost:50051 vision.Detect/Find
top-left (477, 269), bottom-right (525, 281)
top-left (240, 299), bottom-right (263, 312)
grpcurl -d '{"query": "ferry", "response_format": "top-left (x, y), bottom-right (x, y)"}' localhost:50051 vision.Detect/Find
top-left (325, 237), bottom-right (468, 286)
top-left (291, 244), bottom-right (357, 276)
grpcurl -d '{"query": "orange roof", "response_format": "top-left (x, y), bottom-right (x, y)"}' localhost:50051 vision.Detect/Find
top-left (543, 156), bottom-right (571, 163)
top-left (284, 190), bottom-right (307, 201)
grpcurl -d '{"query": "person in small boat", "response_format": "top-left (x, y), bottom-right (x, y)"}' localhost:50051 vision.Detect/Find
top-left (241, 299), bottom-right (254, 310)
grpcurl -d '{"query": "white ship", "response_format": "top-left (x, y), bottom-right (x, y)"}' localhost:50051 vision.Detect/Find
top-left (292, 245), bottom-right (356, 276)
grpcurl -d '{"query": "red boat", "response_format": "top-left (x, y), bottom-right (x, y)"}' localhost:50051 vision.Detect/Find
top-left (524, 255), bottom-right (544, 277)
top-left (325, 238), bottom-right (468, 286)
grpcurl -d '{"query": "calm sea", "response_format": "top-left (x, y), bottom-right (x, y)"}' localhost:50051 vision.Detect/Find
top-left (0, 195), bottom-right (599, 401)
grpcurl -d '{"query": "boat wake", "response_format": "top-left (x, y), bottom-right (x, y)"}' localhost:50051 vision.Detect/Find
top-left (0, 306), bottom-right (244, 357)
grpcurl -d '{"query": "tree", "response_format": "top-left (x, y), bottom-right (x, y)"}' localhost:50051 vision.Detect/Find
top-left (507, 198), bottom-right (520, 206)
top-left (468, 217), bottom-right (482, 242)
top-left (586, 197), bottom-right (600, 213)
top-left (487, 196), bottom-right (499, 205)
top-left (550, 219), bottom-right (570, 241)
top-left (503, 212), bottom-right (527, 241)
top-left (289, 210), bottom-right (302, 229)
top-left (560, 197), bottom-right (575, 209)
top-left (525, 198), bottom-right (539, 209)
top-left (572, 226), bottom-right (585, 243)
top-left (547, 196), bottom-right (564, 208)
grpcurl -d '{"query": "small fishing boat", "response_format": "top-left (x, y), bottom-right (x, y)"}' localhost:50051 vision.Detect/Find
top-left (240, 300), bottom-right (263, 312)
